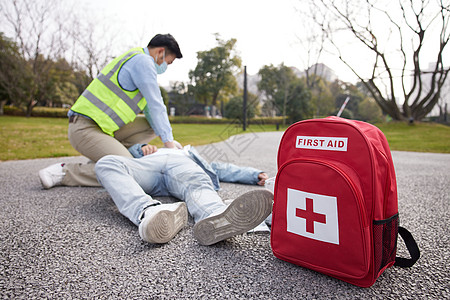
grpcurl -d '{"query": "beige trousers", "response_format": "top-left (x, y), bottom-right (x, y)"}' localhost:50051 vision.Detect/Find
top-left (62, 115), bottom-right (156, 187)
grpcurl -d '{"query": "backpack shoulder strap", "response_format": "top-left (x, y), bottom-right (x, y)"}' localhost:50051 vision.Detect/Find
top-left (395, 226), bottom-right (420, 267)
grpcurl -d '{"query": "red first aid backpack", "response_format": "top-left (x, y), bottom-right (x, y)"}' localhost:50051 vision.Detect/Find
top-left (270, 117), bottom-right (419, 287)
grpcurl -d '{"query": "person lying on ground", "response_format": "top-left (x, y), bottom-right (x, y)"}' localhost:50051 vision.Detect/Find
top-left (38, 143), bottom-right (267, 189)
top-left (95, 144), bottom-right (272, 245)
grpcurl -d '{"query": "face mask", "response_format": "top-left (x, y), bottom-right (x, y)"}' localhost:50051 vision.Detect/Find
top-left (154, 50), bottom-right (168, 74)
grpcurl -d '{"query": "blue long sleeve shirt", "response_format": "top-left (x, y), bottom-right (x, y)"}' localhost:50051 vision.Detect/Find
top-left (118, 47), bottom-right (173, 143)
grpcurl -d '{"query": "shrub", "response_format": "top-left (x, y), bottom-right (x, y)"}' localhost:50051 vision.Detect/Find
top-left (169, 116), bottom-right (231, 124)
top-left (3, 106), bottom-right (69, 118)
top-left (3, 106), bottom-right (24, 116)
top-left (168, 115), bottom-right (287, 125)
top-left (31, 107), bottom-right (70, 118)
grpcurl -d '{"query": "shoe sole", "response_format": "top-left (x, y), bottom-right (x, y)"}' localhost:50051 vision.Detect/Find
top-left (139, 203), bottom-right (188, 244)
top-left (193, 189), bottom-right (273, 245)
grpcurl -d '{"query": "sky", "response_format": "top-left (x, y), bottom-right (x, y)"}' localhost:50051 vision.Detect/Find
top-left (81, 0), bottom-right (360, 87)
top-left (3, 0), bottom-right (447, 97)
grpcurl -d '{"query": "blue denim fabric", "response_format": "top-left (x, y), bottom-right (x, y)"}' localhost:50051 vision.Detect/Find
top-left (210, 162), bottom-right (260, 185)
top-left (95, 154), bottom-right (225, 226)
top-left (127, 144), bottom-right (263, 190)
top-left (127, 143), bottom-right (147, 158)
top-left (186, 146), bottom-right (221, 190)
top-left (96, 145), bottom-right (266, 226)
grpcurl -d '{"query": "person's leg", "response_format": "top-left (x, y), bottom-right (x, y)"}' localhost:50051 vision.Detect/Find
top-left (164, 155), bottom-right (225, 223)
top-left (68, 116), bottom-right (133, 161)
top-left (95, 154), bottom-right (187, 243)
top-left (95, 155), bottom-right (162, 225)
top-left (61, 161), bottom-right (98, 187)
top-left (209, 161), bottom-right (271, 231)
top-left (193, 189), bottom-right (274, 245)
top-left (41, 116), bottom-right (153, 188)
top-left (55, 116), bottom-right (134, 187)
top-left (113, 115), bottom-right (156, 148)
top-left (210, 161), bottom-right (262, 185)
top-left (164, 155), bottom-right (273, 245)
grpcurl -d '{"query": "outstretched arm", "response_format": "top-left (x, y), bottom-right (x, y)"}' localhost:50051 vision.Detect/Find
top-left (210, 161), bottom-right (267, 186)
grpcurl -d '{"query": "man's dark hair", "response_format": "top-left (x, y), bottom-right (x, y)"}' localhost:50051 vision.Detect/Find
top-left (148, 34), bottom-right (183, 58)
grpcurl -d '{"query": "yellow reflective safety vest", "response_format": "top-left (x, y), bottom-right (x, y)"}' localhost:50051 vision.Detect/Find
top-left (71, 48), bottom-right (148, 136)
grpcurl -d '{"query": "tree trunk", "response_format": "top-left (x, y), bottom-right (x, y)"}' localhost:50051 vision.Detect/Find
top-left (0, 100), bottom-right (6, 116)
top-left (25, 99), bottom-right (37, 117)
top-left (307, 0), bottom-right (449, 123)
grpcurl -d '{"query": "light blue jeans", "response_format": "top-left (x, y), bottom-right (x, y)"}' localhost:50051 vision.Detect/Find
top-left (95, 153), bottom-right (261, 226)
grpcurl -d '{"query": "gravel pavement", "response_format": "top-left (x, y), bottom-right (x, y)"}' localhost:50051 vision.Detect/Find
top-left (0, 130), bottom-right (449, 299)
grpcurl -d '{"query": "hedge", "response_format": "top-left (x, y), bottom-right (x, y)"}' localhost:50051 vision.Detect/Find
top-left (169, 115), bottom-right (287, 125)
top-left (3, 106), bottom-right (70, 118)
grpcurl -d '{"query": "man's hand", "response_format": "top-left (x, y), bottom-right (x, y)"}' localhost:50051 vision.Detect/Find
top-left (257, 172), bottom-right (269, 186)
top-left (163, 141), bottom-right (176, 149)
top-left (141, 144), bottom-right (158, 156)
top-left (164, 140), bottom-right (183, 149)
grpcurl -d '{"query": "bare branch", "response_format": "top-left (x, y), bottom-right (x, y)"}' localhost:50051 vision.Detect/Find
top-left (301, 0), bottom-right (450, 121)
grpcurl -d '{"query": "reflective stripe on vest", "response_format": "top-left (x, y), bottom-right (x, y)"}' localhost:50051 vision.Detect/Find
top-left (80, 89), bottom-right (126, 128)
top-left (71, 48), bottom-right (148, 135)
top-left (97, 74), bottom-right (143, 115)
top-left (82, 50), bottom-right (144, 123)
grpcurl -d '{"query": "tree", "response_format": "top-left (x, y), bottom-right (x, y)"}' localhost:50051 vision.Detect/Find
top-left (159, 86), bottom-right (169, 109)
top-left (258, 64), bottom-right (283, 106)
top-left (258, 64), bottom-right (298, 123)
top-left (330, 80), bottom-right (366, 118)
top-left (0, 0), bottom-right (64, 116)
top-left (358, 97), bottom-right (383, 123)
top-left (45, 58), bottom-right (82, 107)
top-left (0, 33), bottom-right (33, 115)
top-left (0, 33), bottom-right (81, 113)
top-left (224, 92), bottom-right (259, 120)
top-left (0, 0), bottom-right (119, 114)
top-left (258, 64), bottom-right (312, 123)
top-left (303, 0), bottom-right (450, 121)
top-left (168, 82), bottom-right (196, 116)
top-left (294, 11), bottom-right (329, 91)
top-left (63, 10), bottom-right (119, 82)
top-left (308, 75), bottom-right (335, 117)
top-left (189, 34), bottom-right (242, 108)
top-left (285, 78), bottom-right (313, 123)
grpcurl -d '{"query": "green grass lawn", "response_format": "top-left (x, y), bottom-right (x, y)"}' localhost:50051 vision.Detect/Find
top-left (0, 116), bottom-right (448, 161)
top-left (375, 122), bottom-right (450, 153)
top-left (0, 116), bottom-right (78, 161)
top-left (0, 116), bottom-right (285, 161)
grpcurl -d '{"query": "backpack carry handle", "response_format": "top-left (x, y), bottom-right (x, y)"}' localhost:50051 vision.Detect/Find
top-left (395, 226), bottom-right (420, 267)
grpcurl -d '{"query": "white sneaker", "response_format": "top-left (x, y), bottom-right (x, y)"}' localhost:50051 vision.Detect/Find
top-left (138, 202), bottom-right (188, 244)
top-left (39, 163), bottom-right (65, 189)
top-left (193, 189), bottom-right (273, 245)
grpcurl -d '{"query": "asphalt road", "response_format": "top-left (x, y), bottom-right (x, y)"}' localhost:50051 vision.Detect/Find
top-left (0, 130), bottom-right (449, 299)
